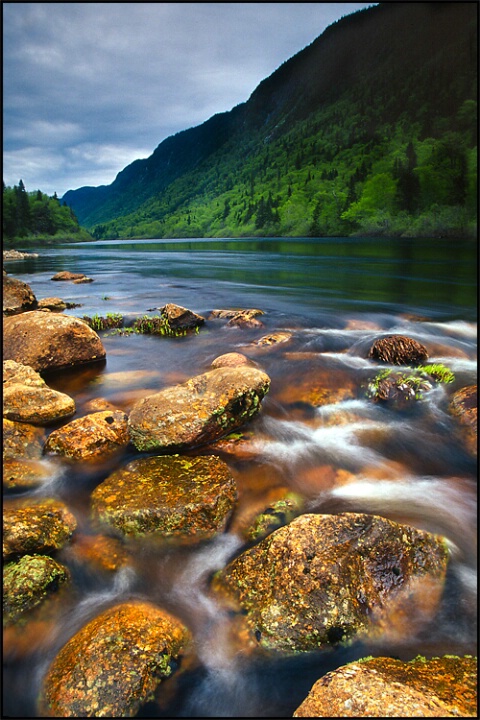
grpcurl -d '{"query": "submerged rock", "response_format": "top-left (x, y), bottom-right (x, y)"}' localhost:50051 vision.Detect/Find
top-left (293, 654), bottom-right (477, 717)
top-left (90, 454), bottom-right (237, 543)
top-left (367, 334), bottom-right (428, 365)
top-left (3, 311), bottom-right (106, 372)
top-left (3, 360), bottom-right (76, 424)
top-left (38, 601), bottom-right (191, 717)
top-left (211, 352), bottom-right (255, 368)
top-left (3, 458), bottom-right (56, 492)
top-left (3, 274), bottom-right (37, 315)
top-left (3, 554), bottom-right (70, 626)
top-left (44, 410), bottom-right (130, 462)
top-left (449, 385), bottom-right (477, 457)
top-left (128, 366), bottom-right (270, 452)
top-left (51, 271), bottom-right (88, 282)
top-left (3, 498), bottom-right (77, 559)
top-left (212, 513), bottom-right (448, 653)
top-left (3, 418), bottom-right (45, 460)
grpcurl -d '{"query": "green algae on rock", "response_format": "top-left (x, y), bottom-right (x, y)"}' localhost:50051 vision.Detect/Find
top-left (293, 654), bottom-right (478, 717)
top-left (90, 454), bottom-right (238, 542)
top-left (211, 512), bottom-right (449, 653)
top-left (3, 498), bottom-right (77, 559)
top-left (38, 601), bottom-right (192, 717)
top-left (3, 554), bottom-right (70, 626)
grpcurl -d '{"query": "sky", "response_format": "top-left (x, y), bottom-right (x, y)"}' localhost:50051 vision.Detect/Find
top-left (3, 2), bottom-right (374, 198)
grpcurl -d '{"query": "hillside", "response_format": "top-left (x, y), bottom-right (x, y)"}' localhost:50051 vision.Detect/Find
top-left (62, 2), bottom-right (478, 239)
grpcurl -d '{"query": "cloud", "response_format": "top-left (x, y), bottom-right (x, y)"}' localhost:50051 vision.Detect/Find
top-left (3, 2), bottom-right (375, 197)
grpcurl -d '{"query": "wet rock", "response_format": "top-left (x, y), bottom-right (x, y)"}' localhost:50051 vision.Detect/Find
top-left (91, 454), bottom-right (237, 543)
top-left (3, 311), bottom-right (106, 372)
top-left (62, 533), bottom-right (131, 575)
top-left (72, 276), bottom-right (94, 283)
top-left (293, 654), bottom-right (477, 717)
top-left (44, 410), bottom-right (130, 462)
top-left (209, 308), bottom-right (265, 328)
top-left (38, 600), bottom-right (192, 717)
top-left (274, 365), bottom-right (355, 408)
top-left (3, 274), bottom-right (37, 315)
top-left (158, 302), bottom-right (205, 331)
top-left (251, 331), bottom-right (293, 347)
top-left (211, 352), bottom-right (255, 368)
top-left (3, 554), bottom-right (70, 626)
top-left (3, 418), bottom-right (45, 460)
top-left (368, 334), bottom-right (428, 365)
top-left (51, 271), bottom-right (88, 281)
top-left (3, 498), bottom-right (77, 559)
top-left (449, 385), bottom-right (477, 456)
top-left (212, 513), bottom-right (448, 653)
top-left (234, 488), bottom-right (305, 543)
top-left (367, 370), bottom-right (433, 408)
top-left (3, 458), bottom-right (55, 492)
top-left (3, 249), bottom-right (39, 261)
top-left (128, 366), bottom-right (270, 452)
top-left (3, 360), bottom-right (76, 424)
top-left (36, 297), bottom-right (67, 312)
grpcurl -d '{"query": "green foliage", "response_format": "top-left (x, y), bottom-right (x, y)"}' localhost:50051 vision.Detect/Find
top-left (83, 313), bottom-right (124, 331)
top-left (366, 363), bottom-right (455, 402)
top-left (132, 315), bottom-right (190, 337)
top-left (2, 181), bottom-right (93, 247)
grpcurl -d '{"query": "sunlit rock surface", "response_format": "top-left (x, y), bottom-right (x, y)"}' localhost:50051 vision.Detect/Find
top-left (90, 454), bottom-right (237, 542)
top-left (449, 384), bottom-right (477, 457)
top-left (128, 366), bottom-right (270, 452)
top-left (3, 418), bottom-right (45, 460)
top-left (44, 410), bottom-right (129, 462)
top-left (293, 654), bottom-right (478, 717)
top-left (212, 512), bottom-right (448, 653)
top-left (3, 274), bottom-right (37, 315)
top-left (38, 601), bottom-right (192, 717)
top-left (3, 497), bottom-right (77, 559)
top-left (3, 311), bottom-right (106, 372)
top-left (3, 360), bottom-right (75, 424)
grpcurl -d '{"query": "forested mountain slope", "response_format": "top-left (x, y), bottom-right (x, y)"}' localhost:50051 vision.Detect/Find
top-left (62, 2), bottom-right (477, 239)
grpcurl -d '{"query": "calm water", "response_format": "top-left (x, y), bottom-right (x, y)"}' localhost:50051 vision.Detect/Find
top-left (4, 237), bottom-right (477, 717)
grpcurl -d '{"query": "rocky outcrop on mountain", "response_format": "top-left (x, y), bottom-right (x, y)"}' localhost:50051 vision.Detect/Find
top-left (90, 454), bottom-right (237, 543)
top-left (212, 513), bottom-right (448, 653)
top-left (3, 311), bottom-right (106, 372)
top-left (38, 601), bottom-right (192, 717)
top-left (128, 366), bottom-right (270, 452)
top-left (293, 654), bottom-right (477, 717)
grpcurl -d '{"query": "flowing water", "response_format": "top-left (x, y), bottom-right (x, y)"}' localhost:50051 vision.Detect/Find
top-left (3, 237), bottom-right (477, 717)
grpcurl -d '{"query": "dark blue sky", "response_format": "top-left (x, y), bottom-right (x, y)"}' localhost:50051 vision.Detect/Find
top-left (3, 3), bottom-right (374, 197)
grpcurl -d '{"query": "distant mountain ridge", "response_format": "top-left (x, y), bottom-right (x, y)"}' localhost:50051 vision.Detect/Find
top-left (63, 2), bottom-right (477, 239)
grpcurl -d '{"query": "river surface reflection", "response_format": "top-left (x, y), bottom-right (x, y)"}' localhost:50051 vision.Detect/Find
top-left (3, 237), bottom-right (477, 717)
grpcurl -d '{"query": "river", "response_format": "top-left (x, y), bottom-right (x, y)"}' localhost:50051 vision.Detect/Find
top-left (3, 236), bottom-right (477, 717)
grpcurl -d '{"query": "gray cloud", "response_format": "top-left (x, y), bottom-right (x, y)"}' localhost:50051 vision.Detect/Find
top-left (3, 2), bottom-right (374, 197)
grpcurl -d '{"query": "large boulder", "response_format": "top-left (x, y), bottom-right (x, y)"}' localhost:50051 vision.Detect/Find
top-left (367, 334), bottom-right (428, 365)
top-left (3, 311), bottom-right (106, 372)
top-left (38, 601), bottom-right (191, 717)
top-left (128, 366), bottom-right (270, 452)
top-left (293, 655), bottom-right (477, 717)
top-left (3, 360), bottom-right (76, 424)
top-left (3, 274), bottom-right (37, 315)
top-left (211, 513), bottom-right (448, 653)
top-left (90, 454), bottom-right (237, 543)
top-left (43, 410), bottom-right (130, 462)
top-left (3, 554), bottom-right (70, 626)
top-left (3, 498), bottom-right (77, 559)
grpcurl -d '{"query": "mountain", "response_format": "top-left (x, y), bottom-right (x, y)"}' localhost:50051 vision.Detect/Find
top-left (63, 2), bottom-right (477, 239)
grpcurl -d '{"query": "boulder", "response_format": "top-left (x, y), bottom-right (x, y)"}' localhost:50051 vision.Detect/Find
top-left (43, 410), bottom-right (130, 462)
top-left (449, 385), bottom-right (477, 456)
top-left (3, 311), bottom-right (106, 372)
top-left (293, 655), bottom-right (477, 717)
top-left (209, 308), bottom-right (265, 328)
top-left (211, 513), bottom-right (448, 653)
top-left (3, 498), bottom-right (77, 559)
top-left (3, 274), bottom-right (37, 315)
top-left (367, 335), bottom-right (428, 365)
top-left (3, 360), bottom-right (76, 424)
top-left (159, 302), bottom-right (205, 331)
top-left (3, 418), bottom-right (45, 460)
top-left (211, 352), bottom-right (254, 368)
top-left (3, 554), bottom-right (70, 626)
top-left (38, 601), bottom-right (191, 717)
top-left (251, 331), bottom-right (293, 347)
top-left (36, 297), bottom-right (67, 312)
top-left (90, 454), bottom-right (237, 542)
top-left (62, 533), bottom-right (130, 575)
top-left (50, 271), bottom-right (88, 281)
top-left (128, 366), bottom-right (270, 452)
top-left (3, 458), bottom-right (55, 492)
